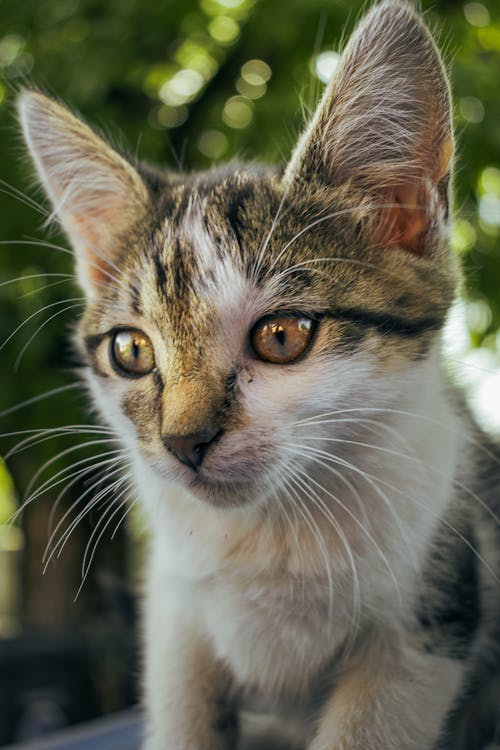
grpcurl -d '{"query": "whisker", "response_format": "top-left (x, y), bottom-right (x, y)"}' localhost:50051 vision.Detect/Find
top-left (4, 425), bottom-right (115, 456)
top-left (251, 183), bottom-right (295, 282)
top-left (271, 480), bottom-right (307, 601)
top-left (295, 414), bottom-right (418, 454)
top-left (271, 256), bottom-right (383, 287)
top-left (0, 273), bottom-right (73, 289)
top-left (302, 433), bottom-right (500, 528)
top-left (1, 237), bottom-right (128, 294)
top-left (0, 383), bottom-right (80, 419)
top-left (28, 227), bottom-right (135, 293)
top-left (297, 405), bottom-right (500, 480)
top-left (289, 439), bottom-right (371, 528)
top-left (283, 470), bottom-right (337, 626)
top-left (22, 443), bottom-right (123, 512)
top-left (289, 455), bottom-right (403, 608)
top-left (44, 451), bottom-right (127, 544)
top-left (45, 477), bottom-right (123, 572)
top-left (264, 202), bottom-right (417, 279)
top-left (314, 452), bottom-right (500, 589)
top-left (14, 302), bottom-right (84, 371)
top-left (0, 177), bottom-right (49, 216)
top-left (19, 278), bottom-right (75, 299)
top-left (8, 449), bottom-right (118, 530)
top-left (0, 239), bottom-right (73, 257)
top-left (288, 441), bottom-right (418, 573)
top-left (76, 479), bottom-right (133, 599)
top-left (45, 464), bottom-right (130, 564)
top-left (111, 497), bottom-right (136, 540)
top-left (46, 462), bottom-right (115, 557)
top-left (43, 460), bottom-right (128, 568)
top-left (285, 467), bottom-right (365, 652)
top-left (0, 297), bottom-right (85, 354)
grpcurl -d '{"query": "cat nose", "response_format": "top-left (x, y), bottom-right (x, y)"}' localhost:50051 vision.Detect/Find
top-left (162, 429), bottom-right (221, 470)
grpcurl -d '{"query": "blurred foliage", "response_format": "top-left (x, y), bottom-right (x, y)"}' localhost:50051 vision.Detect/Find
top-left (0, 0), bottom-right (499, 616)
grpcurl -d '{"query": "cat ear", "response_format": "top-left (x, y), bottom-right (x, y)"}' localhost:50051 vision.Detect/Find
top-left (285, 1), bottom-right (453, 254)
top-left (18, 90), bottom-right (149, 297)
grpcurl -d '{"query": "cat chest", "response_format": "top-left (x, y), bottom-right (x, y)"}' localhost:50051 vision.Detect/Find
top-left (199, 576), bottom-right (344, 694)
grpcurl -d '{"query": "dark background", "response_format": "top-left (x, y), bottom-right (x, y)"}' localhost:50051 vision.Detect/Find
top-left (0, 0), bottom-right (499, 744)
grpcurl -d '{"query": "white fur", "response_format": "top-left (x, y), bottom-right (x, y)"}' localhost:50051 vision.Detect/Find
top-left (127, 334), bottom-right (465, 748)
top-left (79, 210), bottom-right (468, 748)
top-left (19, 3), bottom-right (475, 747)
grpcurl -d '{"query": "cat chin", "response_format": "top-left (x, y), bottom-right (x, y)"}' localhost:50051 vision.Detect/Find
top-left (146, 459), bottom-right (270, 510)
top-left (186, 474), bottom-right (262, 509)
top-left (137, 444), bottom-right (279, 510)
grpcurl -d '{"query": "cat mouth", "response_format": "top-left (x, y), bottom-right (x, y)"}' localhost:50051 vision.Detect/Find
top-left (148, 446), bottom-right (272, 507)
top-left (187, 470), bottom-right (256, 507)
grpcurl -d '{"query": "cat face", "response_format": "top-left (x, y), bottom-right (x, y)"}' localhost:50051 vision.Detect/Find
top-left (19, 1), bottom-right (458, 509)
top-left (74, 170), bottom-right (454, 508)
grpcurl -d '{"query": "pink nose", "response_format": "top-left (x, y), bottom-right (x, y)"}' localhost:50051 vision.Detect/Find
top-left (162, 429), bottom-right (221, 470)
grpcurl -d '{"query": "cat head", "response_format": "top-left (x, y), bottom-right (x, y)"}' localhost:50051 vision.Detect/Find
top-left (19, 1), bottom-right (458, 510)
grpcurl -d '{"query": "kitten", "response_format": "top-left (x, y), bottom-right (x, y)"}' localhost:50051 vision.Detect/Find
top-left (18, 1), bottom-right (500, 748)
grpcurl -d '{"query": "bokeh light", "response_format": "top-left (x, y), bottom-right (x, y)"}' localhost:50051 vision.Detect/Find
top-left (479, 194), bottom-right (500, 227)
top-left (444, 302), bottom-right (500, 436)
top-left (463, 1), bottom-right (491, 27)
top-left (314, 51), bottom-right (340, 83)
top-left (241, 59), bottom-right (271, 86)
top-left (175, 40), bottom-right (219, 78)
top-left (451, 218), bottom-right (477, 255)
top-left (159, 68), bottom-right (205, 106)
top-left (222, 95), bottom-right (253, 128)
top-left (480, 167), bottom-right (500, 195)
top-left (197, 129), bottom-right (229, 158)
top-left (152, 104), bottom-right (189, 129)
top-left (208, 15), bottom-right (240, 44)
top-left (459, 95), bottom-right (485, 123)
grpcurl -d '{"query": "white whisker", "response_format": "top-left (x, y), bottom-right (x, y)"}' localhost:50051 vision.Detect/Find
top-left (0, 383), bottom-right (80, 419)
top-left (272, 479), bottom-right (307, 603)
top-left (19, 278), bottom-right (75, 299)
top-left (21, 443), bottom-right (123, 513)
top-left (285, 466), bottom-right (363, 651)
top-left (0, 177), bottom-right (49, 216)
top-left (264, 202), bottom-right (415, 279)
top-left (0, 297), bottom-right (85, 354)
top-left (45, 469), bottom-right (130, 570)
top-left (0, 272), bottom-right (73, 289)
top-left (289, 454), bottom-right (403, 609)
top-left (283, 469), bottom-right (337, 626)
top-left (44, 457), bottom-right (128, 566)
top-left (288, 441), bottom-right (418, 573)
top-left (304, 433), bottom-right (500, 528)
top-left (14, 302), bottom-right (84, 371)
top-left (111, 497), bottom-right (136, 540)
top-left (76, 478), bottom-right (133, 599)
top-left (5, 425), bottom-right (116, 457)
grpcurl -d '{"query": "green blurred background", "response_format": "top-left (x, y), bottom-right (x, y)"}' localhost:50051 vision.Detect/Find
top-left (0, 0), bottom-right (499, 741)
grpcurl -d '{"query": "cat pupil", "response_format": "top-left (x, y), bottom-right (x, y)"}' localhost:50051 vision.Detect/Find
top-left (275, 327), bottom-right (286, 347)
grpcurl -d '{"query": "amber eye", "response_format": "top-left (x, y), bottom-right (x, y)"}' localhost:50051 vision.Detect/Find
top-left (251, 315), bottom-right (315, 364)
top-left (111, 330), bottom-right (155, 376)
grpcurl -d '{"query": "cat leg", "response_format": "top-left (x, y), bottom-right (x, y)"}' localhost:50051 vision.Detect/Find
top-left (307, 633), bottom-right (464, 750)
top-left (142, 580), bottom-right (237, 750)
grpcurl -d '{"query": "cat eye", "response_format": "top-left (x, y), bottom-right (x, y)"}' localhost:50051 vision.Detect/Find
top-left (111, 329), bottom-right (155, 376)
top-left (251, 315), bottom-right (315, 364)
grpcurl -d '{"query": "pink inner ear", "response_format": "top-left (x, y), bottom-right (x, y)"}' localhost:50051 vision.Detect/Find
top-left (70, 210), bottom-right (118, 288)
top-left (373, 132), bottom-right (453, 254)
top-left (85, 254), bottom-right (113, 286)
top-left (375, 184), bottom-right (429, 254)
